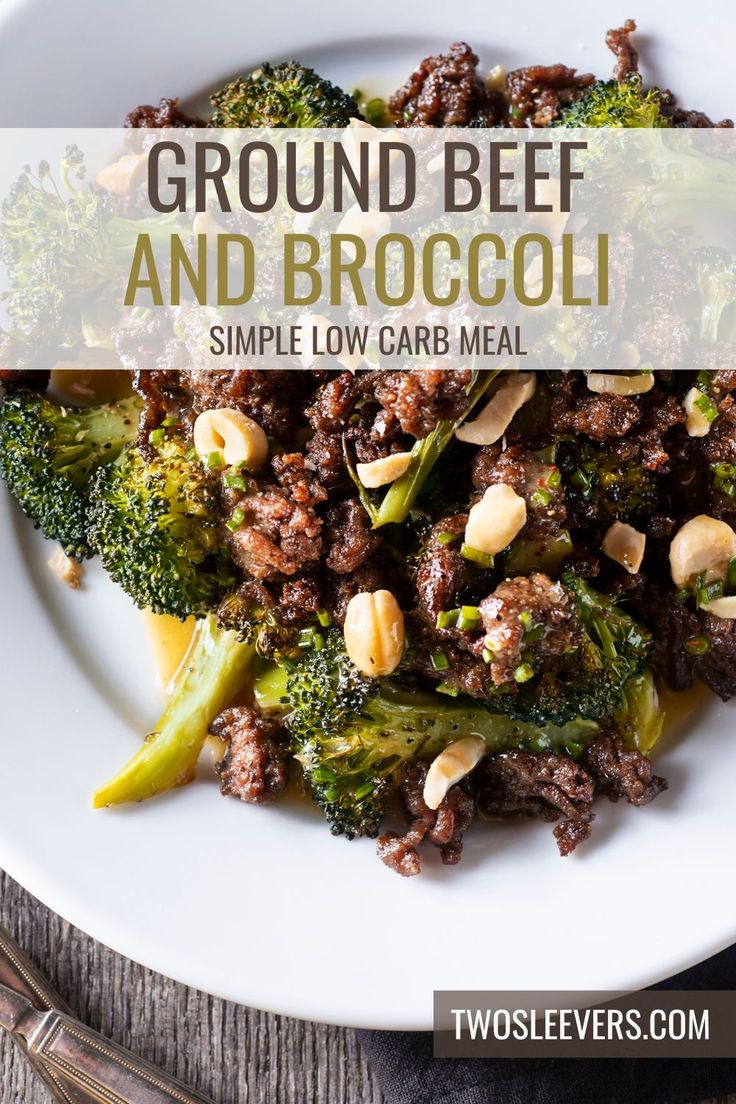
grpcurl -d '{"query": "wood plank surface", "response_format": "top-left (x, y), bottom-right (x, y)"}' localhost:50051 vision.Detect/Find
top-left (0, 870), bottom-right (384, 1104)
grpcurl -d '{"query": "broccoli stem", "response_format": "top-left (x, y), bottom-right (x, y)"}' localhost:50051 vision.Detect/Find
top-left (254, 662), bottom-right (600, 758)
top-left (613, 669), bottom-right (664, 754)
top-left (93, 616), bottom-right (255, 807)
top-left (370, 369), bottom-right (501, 529)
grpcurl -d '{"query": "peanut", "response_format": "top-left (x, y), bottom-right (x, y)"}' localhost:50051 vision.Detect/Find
top-left (464, 484), bottom-right (527, 557)
top-left (455, 372), bottom-right (536, 446)
top-left (423, 737), bottom-right (486, 810)
top-left (193, 408), bottom-right (268, 470)
top-left (669, 515), bottom-right (736, 590)
top-left (683, 387), bottom-right (715, 437)
top-left (356, 452), bottom-right (413, 488)
top-left (344, 590), bottom-right (405, 677)
top-left (601, 521), bottom-right (646, 574)
top-left (586, 372), bottom-right (654, 396)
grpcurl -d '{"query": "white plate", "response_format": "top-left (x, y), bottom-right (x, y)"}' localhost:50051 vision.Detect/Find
top-left (0, 0), bottom-right (735, 1030)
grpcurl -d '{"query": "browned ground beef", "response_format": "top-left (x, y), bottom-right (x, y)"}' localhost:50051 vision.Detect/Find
top-left (323, 498), bottom-right (382, 574)
top-left (506, 64), bottom-right (595, 127)
top-left (551, 389), bottom-right (641, 441)
top-left (475, 749), bottom-right (596, 856)
top-left (584, 732), bottom-right (667, 806)
top-left (211, 707), bottom-right (289, 803)
top-left (388, 42), bottom-right (501, 127)
top-left (125, 98), bottom-right (203, 128)
top-left (226, 486), bottom-right (323, 579)
top-left (413, 513), bottom-right (473, 620)
top-left (479, 573), bottom-right (583, 687)
top-left (372, 369), bottom-right (473, 438)
top-left (271, 451), bottom-right (327, 508)
top-left (376, 761), bottom-right (475, 876)
top-left (606, 19), bottom-right (640, 82)
top-left (179, 368), bottom-right (311, 443)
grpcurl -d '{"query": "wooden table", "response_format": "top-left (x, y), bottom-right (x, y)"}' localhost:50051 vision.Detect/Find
top-left (0, 870), bottom-right (384, 1103)
top-left (4, 866), bottom-right (736, 1104)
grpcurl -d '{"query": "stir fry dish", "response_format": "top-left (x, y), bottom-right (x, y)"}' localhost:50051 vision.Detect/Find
top-left (1, 19), bottom-right (734, 876)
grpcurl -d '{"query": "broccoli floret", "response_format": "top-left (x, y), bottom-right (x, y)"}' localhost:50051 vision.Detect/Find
top-left (210, 62), bottom-right (359, 128)
top-left (557, 437), bottom-right (659, 526)
top-left (553, 74), bottom-right (672, 128)
top-left (0, 147), bottom-right (173, 351)
top-left (88, 433), bottom-right (234, 619)
top-left (94, 615), bottom-right (255, 806)
top-left (279, 630), bottom-right (599, 839)
top-left (693, 247), bottom-right (736, 344)
top-left (0, 388), bottom-right (141, 558)
top-left (489, 572), bottom-right (652, 727)
top-left (217, 588), bottom-right (302, 661)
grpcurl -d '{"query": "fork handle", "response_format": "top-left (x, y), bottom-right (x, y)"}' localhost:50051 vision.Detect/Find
top-left (28, 1008), bottom-right (216, 1104)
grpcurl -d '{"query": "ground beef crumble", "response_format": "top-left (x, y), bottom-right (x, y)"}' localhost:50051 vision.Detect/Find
top-left (377, 762), bottom-right (475, 876)
top-left (211, 707), bottom-right (289, 803)
top-left (474, 750), bottom-right (595, 856)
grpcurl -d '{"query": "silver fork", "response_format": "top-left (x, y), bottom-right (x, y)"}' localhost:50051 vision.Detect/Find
top-left (0, 924), bottom-right (216, 1104)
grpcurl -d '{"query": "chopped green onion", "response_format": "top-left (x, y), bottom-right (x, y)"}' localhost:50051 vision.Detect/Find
top-left (531, 487), bottom-right (552, 508)
top-left (697, 578), bottom-right (724, 606)
top-left (363, 97), bottom-right (387, 125)
top-left (570, 468), bottom-right (594, 496)
top-left (298, 628), bottom-right (324, 651)
top-left (226, 507), bottom-right (246, 532)
top-left (437, 530), bottom-right (459, 546)
top-left (675, 587), bottom-right (691, 601)
top-left (436, 609), bottom-right (459, 630)
top-left (430, 652), bottom-right (449, 671)
top-left (148, 428), bottom-right (165, 446)
top-left (161, 416), bottom-right (179, 428)
top-left (694, 392), bottom-right (719, 423)
top-left (205, 451), bottom-right (225, 471)
top-left (519, 611), bottom-right (534, 631)
top-left (317, 608), bottom-right (332, 627)
top-left (546, 468), bottom-right (562, 490)
top-left (524, 626), bottom-right (545, 644)
top-left (713, 462), bottom-right (735, 479)
top-left (513, 663), bottom-right (535, 684)
top-left (185, 447), bottom-right (198, 462)
top-left (481, 647), bottom-right (494, 664)
top-left (535, 445), bottom-right (557, 464)
top-left (460, 543), bottom-right (495, 568)
top-left (457, 605), bottom-right (481, 631)
top-left (224, 473), bottom-right (247, 491)
top-left (697, 369), bottom-right (712, 392)
top-left (436, 681), bottom-right (459, 697)
top-left (685, 635), bottom-right (711, 655)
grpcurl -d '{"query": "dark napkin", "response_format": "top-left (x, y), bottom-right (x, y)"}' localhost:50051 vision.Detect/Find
top-left (358, 946), bottom-right (736, 1104)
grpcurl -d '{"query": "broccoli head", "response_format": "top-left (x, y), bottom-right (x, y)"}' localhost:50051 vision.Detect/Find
top-left (280, 630), bottom-right (600, 839)
top-left (210, 62), bottom-right (359, 128)
top-left (553, 74), bottom-right (672, 128)
top-left (487, 572), bottom-right (652, 727)
top-left (556, 437), bottom-right (659, 527)
top-left (693, 247), bottom-right (736, 344)
top-left (0, 388), bottom-right (141, 558)
top-left (0, 147), bottom-right (174, 352)
top-left (88, 432), bottom-right (234, 619)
